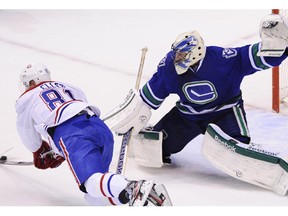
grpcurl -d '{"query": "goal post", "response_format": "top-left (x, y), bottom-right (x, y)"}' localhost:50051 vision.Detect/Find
top-left (272, 9), bottom-right (288, 113)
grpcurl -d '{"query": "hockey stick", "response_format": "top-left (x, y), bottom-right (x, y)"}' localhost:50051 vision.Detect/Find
top-left (0, 150), bottom-right (57, 166)
top-left (0, 156), bottom-right (33, 166)
top-left (116, 47), bottom-right (148, 175)
top-left (135, 47), bottom-right (148, 90)
top-left (0, 147), bottom-right (14, 156)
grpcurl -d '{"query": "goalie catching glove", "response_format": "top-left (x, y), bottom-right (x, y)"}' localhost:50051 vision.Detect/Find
top-left (33, 141), bottom-right (65, 169)
top-left (258, 14), bottom-right (288, 57)
top-left (103, 89), bottom-right (152, 135)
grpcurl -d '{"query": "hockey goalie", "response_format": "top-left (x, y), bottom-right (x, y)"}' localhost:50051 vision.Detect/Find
top-left (103, 13), bottom-right (288, 195)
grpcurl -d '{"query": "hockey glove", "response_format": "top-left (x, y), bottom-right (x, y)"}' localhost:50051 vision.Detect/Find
top-left (258, 14), bottom-right (288, 57)
top-left (33, 141), bottom-right (65, 169)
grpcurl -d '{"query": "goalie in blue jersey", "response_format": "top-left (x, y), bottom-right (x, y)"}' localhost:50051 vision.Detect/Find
top-left (106, 14), bottom-right (288, 167)
top-left (141, 15), bottom-right (288, 164)
top-left (142, 30), bottom-right (288, 163)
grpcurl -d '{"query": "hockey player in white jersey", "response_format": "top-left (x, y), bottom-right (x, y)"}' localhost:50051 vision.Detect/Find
top-left (15, 63), bottom-right (168, 206)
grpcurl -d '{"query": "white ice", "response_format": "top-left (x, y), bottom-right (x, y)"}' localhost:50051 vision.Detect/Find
top-left (1, 9), bottom-right (288, 213)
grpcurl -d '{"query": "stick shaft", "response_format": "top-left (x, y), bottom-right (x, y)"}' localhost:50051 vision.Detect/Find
top-left (117, 47), bottom-right (148, 175)
top-left (135, 47), bottom-right (148, 90)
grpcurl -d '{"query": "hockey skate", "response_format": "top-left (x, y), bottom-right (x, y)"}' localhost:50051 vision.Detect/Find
top-left (126, 180), bottom-right (172, 206)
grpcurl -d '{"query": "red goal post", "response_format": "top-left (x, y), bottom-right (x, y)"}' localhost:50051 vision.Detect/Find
top-left (272, 9), bottom-right (288, 113)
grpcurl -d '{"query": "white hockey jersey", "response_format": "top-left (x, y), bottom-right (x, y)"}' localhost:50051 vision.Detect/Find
top-left (15, 81), bottom-right (100, 153)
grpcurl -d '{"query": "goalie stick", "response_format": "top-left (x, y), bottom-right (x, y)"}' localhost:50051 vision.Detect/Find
top-left (116, 47), bottom-right (148, 175)
top-left (116, 128), bottom-right (132, 174)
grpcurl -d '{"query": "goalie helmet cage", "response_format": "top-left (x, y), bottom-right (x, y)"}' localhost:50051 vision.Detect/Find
top-left (272, 9), bottom-right (288, 113)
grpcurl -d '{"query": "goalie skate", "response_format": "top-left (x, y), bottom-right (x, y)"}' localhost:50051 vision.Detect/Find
top-left (128, 180), bottom-right (172, 206)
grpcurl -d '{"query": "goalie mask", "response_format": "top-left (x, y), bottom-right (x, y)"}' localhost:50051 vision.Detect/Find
top-left (20, 63), bottom-right (51, 90)
top-left (171, 31), bottom-right (206, 75)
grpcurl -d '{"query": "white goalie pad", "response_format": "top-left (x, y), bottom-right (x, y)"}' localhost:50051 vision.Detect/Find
top-left (128, 130), bottom-right (163, 168)
top-left (202, 123), bottom-right (288, 196)
top-left (102, 89), bottom-right (152, 135)
top-left (258, 14), bottom-right (288, 57)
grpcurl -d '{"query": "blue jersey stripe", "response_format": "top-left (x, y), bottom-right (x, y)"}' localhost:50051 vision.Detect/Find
top-left (107, 174), bottom-right (115, 197)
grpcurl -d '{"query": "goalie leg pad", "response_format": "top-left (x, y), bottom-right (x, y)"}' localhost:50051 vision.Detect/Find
top-left (202, 123), bottom-right (288, 196)
top-left (129, 130), bottom-right (164, 168)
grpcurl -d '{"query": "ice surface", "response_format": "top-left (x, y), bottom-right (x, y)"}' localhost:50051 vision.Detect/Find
top-left (0, 9), bottom-right (287, 214)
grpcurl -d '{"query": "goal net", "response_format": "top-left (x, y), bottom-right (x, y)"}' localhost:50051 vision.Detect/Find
top-left (272, 9), bottom-right (288, 113)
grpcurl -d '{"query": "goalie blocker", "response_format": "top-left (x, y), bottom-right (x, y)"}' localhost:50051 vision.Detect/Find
top-left (103, 89), bottom-right (165, 168)
top-left (202, 123), bottom-right (288, 196)
top-left (103, 89), bottom-right (152, 136)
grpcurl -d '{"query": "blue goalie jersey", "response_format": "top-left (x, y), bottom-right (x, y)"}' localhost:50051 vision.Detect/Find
top-left (140, 43), bottom-right (288, 121)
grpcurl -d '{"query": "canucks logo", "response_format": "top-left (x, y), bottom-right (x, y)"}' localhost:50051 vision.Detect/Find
top-left (158, 56), bottom-right (167, 67)
top-left (222, 48), bottom-right (237, 59)
top-left (182, 81), bottom-right (218, 104)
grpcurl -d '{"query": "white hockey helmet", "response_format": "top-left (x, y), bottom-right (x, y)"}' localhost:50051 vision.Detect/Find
top-left (20, 63), bottom-right (51, 89)
top-left (171, 31), bottom-right (206, 74)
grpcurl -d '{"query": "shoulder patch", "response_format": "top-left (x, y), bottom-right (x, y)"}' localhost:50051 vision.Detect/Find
top-left (222, 48), bottom-right (237, 59)
top-left (158, 56), bottom-right (167, 67)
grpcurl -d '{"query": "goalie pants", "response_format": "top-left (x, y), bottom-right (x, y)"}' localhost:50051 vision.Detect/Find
top-left (153, 103), bottom-right (251, 159)
top-left (51, 112), bottom-right (114, 192)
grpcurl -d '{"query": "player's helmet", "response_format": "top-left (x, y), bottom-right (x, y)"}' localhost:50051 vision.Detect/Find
top-left (171, 31), bottom-right (206, 75)
top-left (20, 63), bottom-right (51, 89)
